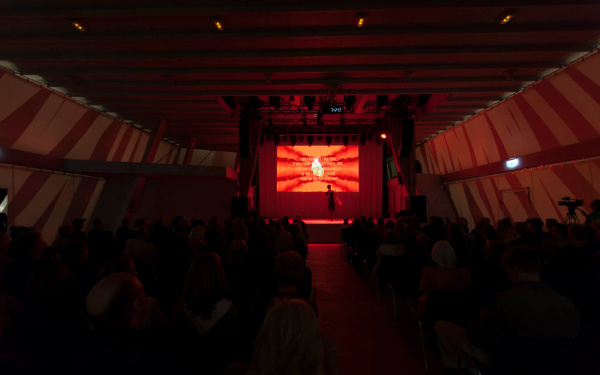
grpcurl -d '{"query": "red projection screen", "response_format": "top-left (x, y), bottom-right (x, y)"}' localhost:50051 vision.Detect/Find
top-left (277, 145), bottom-right (359, 192)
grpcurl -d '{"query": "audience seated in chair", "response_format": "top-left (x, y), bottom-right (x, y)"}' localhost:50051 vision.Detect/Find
top-left (417, 241), bottom-right (471, 323)
top-left (435, 246), bottom-right (580, 375)
top-left (226, 298), bottom-right (338, 375)
top-left (170, 251), bottom-right (244, 375)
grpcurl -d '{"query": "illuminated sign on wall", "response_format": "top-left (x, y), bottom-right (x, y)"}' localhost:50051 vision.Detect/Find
top-left (506, 157), bottom-right (519, 168)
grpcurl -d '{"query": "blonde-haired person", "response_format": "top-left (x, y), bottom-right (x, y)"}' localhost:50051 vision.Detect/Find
top-left (248, 299), bottom-right (338, 375)
top-left (417, 241), bottom-right (471, 315)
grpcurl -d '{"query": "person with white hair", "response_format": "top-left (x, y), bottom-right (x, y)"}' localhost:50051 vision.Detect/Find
top-left (417, 241), bottom-right (471, 315)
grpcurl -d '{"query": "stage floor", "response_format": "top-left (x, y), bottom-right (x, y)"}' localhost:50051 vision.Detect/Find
top-left (303, 219), bottom-right (344, 224)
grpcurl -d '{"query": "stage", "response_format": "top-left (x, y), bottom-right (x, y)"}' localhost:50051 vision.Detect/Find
top-left (303, 219), bottom-right (344, 244)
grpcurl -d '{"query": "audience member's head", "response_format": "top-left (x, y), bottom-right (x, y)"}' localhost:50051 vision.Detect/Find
top-left (134, 225), bottom-right (149, 241)
top-left (250, 299), bottom-right (323, 375)
top-left (485, 240), bottom-right (508, 264)
top-left (416, 233), bottom-right (430, 249)
top-left (10, 231), bottom-right (45, 261)
top-left (92, 218), bottom-right (104, 230)
top-left (57, 224), bottom-right (73, 240)
top-left (527, 218), bottom-right (544, 233)
top-left (86, 273), bottom-right (146, 331)
top-left (183, 252), bottom-right (227, 319)
top-left (0, 232), bottom-right (9, 254)
top-left (99, 256), bottom-right (137, 280)
top-left (234, 224), bottom-right (249, 242)
top-left (60, 239), bottom-right (89, 268)
top-left (497, 218), bottom-right (513, 232)
top-left (482, 224), bottom-right (498, 241)
top-left (502, 246), bottom-right (541, 284)
top-left (274, 251), bottom-right (305, 287)
top-left (384, 229), bottom-right (401, 245)
top-left (568, 224), bottom-right (589, 244)
top-left (226, 239), bottom-right (248, 264)
top-left (431, 241), bottom-right (457, 269)
top-left (545, 218), bottom-right (559, 233)
top-left (274, 231), bottom-right (294, 253)
top-left (73, 218), bottom-right (86, 231)
top-left (514, 222), bottom-right (529, 237)
top-left (27, 263), bottom-right (72, 306)
top-left (551, 223), bottom-right (568, 240)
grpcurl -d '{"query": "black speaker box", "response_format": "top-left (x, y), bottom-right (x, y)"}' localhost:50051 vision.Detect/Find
top-left (409, 195), bottom-right (427, 223)
top-left (232, 197), bottom-right (249, 218)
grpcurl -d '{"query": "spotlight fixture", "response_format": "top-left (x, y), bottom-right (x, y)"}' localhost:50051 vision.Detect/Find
top-left (342, 135), bottom-right (349, 147)
top-left (344, 95), bottom-right (356, 111)
top-left (359, 134), bottom-right (366, 146)
top-left (273, 134), bottom-right (280, 146)
top-left (356, 12), bottom-right (368, 28)
top-left (326, 135), bottom-right (333, 147)
top-left (376, 95), bottom-right (388, 110)
top-left (213, 16), bottom-right (224, 30)
top-left (269, 96), bottom-right (281, 110)
top-left (290, 135), bottom-right (297, 147)
top-left (499, 9), bottom-right (516, 24)
top-left (307, 135), bottom-right (314, 147)
top-left (70, 20), bottom-right (86, 31)
top-left (303, 96), bottom-right (316, 111)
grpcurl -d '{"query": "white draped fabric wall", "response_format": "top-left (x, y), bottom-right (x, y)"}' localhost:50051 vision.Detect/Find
top-left (259, 139), bottom-right (382, 219)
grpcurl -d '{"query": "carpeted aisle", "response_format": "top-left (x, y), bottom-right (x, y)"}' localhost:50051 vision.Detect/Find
top-left (308, 244), bottom-right (444, 375)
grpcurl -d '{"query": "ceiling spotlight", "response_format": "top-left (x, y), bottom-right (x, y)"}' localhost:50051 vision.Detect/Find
top-left (326, 135), bottom-right (333, 147)
top-left (342, 135), bottom-right (349, 147)
top-left (356, 12), bottom-right (368, 28)
top-left (303, 96), bottom-right (315, 111)
top-left (70, 20), bottom-right (86, 31)
top-left (380, 133), bottom-right (387, 139)
top-left (359, 134), bottom-right (366, 146)
top-left (290, 135), bottom-right (298, 147)
top-left (212, 16), bottom-right (224, 30)
top-left (376, 95), bottom-right (388, 110)
top-left (344, 95), bottom-right (356, 111)
top-left (269, 96), bottom-right (281, 110)
top-left (307, 135), bottom-right (314, 147)
top-left (499, 9), bottom-right (516, 24)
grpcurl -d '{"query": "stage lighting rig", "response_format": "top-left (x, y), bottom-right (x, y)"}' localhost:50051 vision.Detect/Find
top-left (344, 95), bottom-right (356, 111)
top-left (303, 96), bottom-right (316, 111)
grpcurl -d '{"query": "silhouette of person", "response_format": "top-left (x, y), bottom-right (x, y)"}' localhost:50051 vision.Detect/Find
top-left (325, 185), bottom-right (336, 222)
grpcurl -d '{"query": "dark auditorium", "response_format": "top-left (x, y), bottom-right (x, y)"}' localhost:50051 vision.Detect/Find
top-left (1, 1), bottom-right (600, 374)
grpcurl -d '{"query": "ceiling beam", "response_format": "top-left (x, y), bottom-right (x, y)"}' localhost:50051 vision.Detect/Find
top-left (48, 75), bottom-right (538, 88)
top-left (71, 87), bottom-right (521, 97)
top-left (1, 23), bottom-right (598, 42)
top-left (4, 45), bottom-right (590, 61)
top-left (0, 1), bottom-right (596, 18)
top-left (18, 62), bottom-right (563, 76)
top-left (95, 99), bottom-right (219, 105)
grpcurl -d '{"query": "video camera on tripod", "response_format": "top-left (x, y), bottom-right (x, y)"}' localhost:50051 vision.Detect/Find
top-left (558, 197), bottom-right (584, 224)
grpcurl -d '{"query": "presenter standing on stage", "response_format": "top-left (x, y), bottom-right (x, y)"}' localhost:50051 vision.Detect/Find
top-left (326, 185), bottom-right (341, 222)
